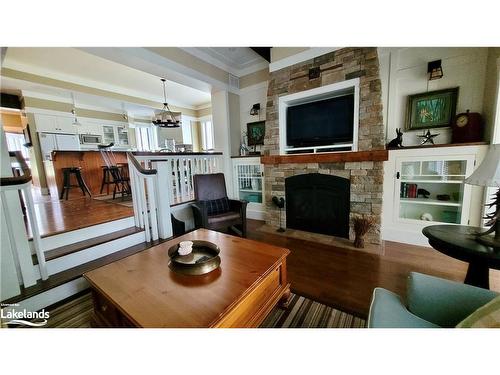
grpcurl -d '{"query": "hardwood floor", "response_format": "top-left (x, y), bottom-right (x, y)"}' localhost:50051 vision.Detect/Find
top-left (29, 196), bottom-right (133, 237)
top-left (246, 219), bottom-right (500, 318)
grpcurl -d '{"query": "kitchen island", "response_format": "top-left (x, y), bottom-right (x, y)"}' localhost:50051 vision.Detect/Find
top-left (51, 150), bottom-right (129, 196)
top-left (51, 150), bottom-right (224, 197)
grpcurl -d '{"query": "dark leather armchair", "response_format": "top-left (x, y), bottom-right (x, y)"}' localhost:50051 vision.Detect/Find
top-left (191, 173), bottom-right (248, 237)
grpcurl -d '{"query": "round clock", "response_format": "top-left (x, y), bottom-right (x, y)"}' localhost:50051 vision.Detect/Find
top-left (456, 114), bottom-right (468, 127)
top-left (451, 110), bottom-right (483, 143)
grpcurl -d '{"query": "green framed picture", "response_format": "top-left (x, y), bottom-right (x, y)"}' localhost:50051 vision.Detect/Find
top-left (405, 87), bottom-right (459, 130)
top-left (247, 121), bottom-right (265, 146)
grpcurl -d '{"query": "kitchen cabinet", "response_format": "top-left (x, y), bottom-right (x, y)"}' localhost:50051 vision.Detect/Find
top-left (35, 114), bottom-right (76, 134)
top-left (102, 125), bottom-right (116, 144)
top-left (77, 122), bottom-right (103, 136)
top-left (116, 126), bottom-right (129, 146)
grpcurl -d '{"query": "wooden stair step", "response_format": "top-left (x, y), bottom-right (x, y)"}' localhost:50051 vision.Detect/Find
top-left (3, 238), bottom-right (167, 305)
top-left (32, 226), bottom-right (144, 265)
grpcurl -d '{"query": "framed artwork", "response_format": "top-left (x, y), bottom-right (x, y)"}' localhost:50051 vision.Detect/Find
top-left (405, 87), bottom-right (459, 131)
top-left (247, 121), bottom-right (265, 146)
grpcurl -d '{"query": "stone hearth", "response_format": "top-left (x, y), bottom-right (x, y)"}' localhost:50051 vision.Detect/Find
top-left (263, 47), bottom-right (385, 244)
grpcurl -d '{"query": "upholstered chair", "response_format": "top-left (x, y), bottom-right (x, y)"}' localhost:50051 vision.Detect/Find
top-left (368, 272), bottom-right (498, 328)
top-left (191, 173), bottom-right (248, 237)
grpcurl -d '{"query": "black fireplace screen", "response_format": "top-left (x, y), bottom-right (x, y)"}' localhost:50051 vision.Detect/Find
top-left (285, 173), bottom-right (350, 238)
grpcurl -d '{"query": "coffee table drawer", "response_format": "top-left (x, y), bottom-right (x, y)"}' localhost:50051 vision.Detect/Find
top-left (215, 265), bottom-right (283, 328)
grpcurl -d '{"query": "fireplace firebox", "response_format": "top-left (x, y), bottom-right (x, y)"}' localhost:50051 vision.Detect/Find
top-left (285, 173), bottom-right (350, 238)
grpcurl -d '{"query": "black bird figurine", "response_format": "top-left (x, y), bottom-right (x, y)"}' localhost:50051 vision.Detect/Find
top-left (272, 196), bottom-right (285, 232)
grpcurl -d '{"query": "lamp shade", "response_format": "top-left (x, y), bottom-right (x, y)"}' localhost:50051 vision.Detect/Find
top-left (464, 144), bottom-right (500, 187)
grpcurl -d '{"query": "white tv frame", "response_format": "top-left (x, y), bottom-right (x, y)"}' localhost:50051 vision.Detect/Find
top-left (278, 78), bottom-right (360, 155)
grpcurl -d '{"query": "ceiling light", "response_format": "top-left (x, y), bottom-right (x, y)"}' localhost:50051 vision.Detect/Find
top-left (152, 78), bottom-right (181, 128)
top-left (71, 93), bottom-right (82, 126)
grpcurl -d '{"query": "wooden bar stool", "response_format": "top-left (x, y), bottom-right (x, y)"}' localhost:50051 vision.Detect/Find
top-left (100, 164), bottom-right (128, 194)
top-left (60, 167), bottom-right (92, 200)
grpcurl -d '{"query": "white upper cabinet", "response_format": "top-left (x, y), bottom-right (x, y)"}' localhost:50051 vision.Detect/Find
top-left (35, 114), bottom-right (76, 134)
top-left (77, 121), bottom-right (103, 136)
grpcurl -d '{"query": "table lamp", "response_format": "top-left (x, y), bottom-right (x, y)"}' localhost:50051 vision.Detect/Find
top-left (464, 144), bottom-right (500, 248)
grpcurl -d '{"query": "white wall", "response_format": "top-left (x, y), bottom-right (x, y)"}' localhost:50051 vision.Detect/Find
top-left (379, 47), bottom-right (488, 146)
top-left (239, 82), bottom-right (268, 152)
top-left (211, 89), bottom-right (233, 196)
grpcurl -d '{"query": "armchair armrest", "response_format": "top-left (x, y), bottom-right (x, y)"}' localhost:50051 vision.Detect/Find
top-left (228, 199), bottom-right (248, 213)
top-left (191, 201), bottom-right (209, 229)
top-left (229, 199), bottom-right (248, 237)
top-left (368, 288), bottom-right (439, 328)
top-left (407, 272), bottom-right (499, 327)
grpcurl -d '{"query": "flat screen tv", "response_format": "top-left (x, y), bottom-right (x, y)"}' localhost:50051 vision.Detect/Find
top-left (286, 94), bottom-right (354, 148)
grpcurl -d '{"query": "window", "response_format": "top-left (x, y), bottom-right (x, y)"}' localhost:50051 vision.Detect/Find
top-left (201, 120), bottom-right (214, 151)
top-left (5, 132), bottom-right (29, 160)
top-left (135, 125), bottom-right (157, 151)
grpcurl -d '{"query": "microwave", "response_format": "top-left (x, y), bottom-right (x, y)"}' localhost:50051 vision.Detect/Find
top-left (79, 134), bottom-right (102, 145)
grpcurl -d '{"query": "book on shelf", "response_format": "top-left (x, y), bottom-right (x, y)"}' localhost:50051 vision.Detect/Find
top-left (400, 183), bottom-right (418, 198)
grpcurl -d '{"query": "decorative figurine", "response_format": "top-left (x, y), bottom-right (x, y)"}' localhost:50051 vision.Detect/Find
top-left (387, 128), bottom-right (404, 149)
top-left (272, 196), bottom-right (285, 233)
top-left (418, 129), bottom-right (439, 145)
top-left (417, 188), bottom-right (430, 198)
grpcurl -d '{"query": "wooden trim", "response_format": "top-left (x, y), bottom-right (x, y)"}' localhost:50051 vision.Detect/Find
top-left (0, 151), bottom-right (32, 186)
top-left (260, 149), bottom-right (388, 165)
top-left (127, 152), bottom-right (157, 175)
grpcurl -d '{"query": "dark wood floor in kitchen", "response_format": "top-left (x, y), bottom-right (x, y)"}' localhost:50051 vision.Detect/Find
top-left (245, 219), bottom-right (500, 318)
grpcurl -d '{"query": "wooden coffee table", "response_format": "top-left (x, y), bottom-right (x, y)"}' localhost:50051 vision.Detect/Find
top-left (84, 229), bottom-right (291, 327)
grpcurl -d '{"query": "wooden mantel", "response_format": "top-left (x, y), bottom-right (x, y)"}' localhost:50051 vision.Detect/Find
top-left (260, 149), bottom-right (388, 165)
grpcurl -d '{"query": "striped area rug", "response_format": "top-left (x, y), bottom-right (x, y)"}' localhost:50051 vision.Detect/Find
top-left (260, 294), bottom-right (366, 328)
top-left (16, 292), bottom-right (365, 328)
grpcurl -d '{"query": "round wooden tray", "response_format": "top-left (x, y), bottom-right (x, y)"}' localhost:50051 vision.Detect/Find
top-left (167, 240), bottom-right (221, 276)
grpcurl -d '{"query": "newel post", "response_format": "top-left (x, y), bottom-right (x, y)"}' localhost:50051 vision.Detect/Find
top-left (154, 160), bottom-right (173, 239)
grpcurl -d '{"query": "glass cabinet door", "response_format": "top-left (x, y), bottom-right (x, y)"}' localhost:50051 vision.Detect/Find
top-left (236, 164), bottom-right (263, 204)
top-left (102, 125), bottom-right (115, 144)
top-left (117, 126), bottom-right (129, 146)
top-left (396, 158), bottom-right (471, 224)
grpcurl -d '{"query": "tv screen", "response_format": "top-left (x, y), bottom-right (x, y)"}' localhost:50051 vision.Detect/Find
top-left (286, 94), bottom-right (354, 148)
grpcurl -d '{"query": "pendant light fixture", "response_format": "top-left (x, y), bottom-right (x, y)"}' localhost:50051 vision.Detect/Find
top-left (152, 78), bottom-right (181, 128)
top-left (70, 93), bottom-right (82, 126)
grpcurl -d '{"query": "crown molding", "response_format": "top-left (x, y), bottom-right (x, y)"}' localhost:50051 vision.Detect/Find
top-left (269, 47), bottom-right (342, 72)
top-left (179, 47), bottom-right (269, 77)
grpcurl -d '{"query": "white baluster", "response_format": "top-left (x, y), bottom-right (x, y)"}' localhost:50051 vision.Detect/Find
top-left (179, 157), bottom-right (187, 201)
top-left (155, 161), bottom-right (173, 239)
top-left (146, 177), bottom-right (158, 241)
top-left (22, 185), bottom-right (48, 280)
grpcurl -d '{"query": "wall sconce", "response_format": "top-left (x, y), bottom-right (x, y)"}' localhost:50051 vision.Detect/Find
top-left (250, 103), bottom-right (260, 116)
top-left (427, 59), bottom-right (443, 80)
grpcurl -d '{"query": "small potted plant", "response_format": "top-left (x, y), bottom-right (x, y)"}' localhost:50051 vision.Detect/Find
top-left (352, 215), bottom-right (376, 248)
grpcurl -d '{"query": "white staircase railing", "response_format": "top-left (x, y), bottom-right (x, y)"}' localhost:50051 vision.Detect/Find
top-left (0, 152), bottom-right (48, 289)
top-left (127, 152), bottom-right (223, 241)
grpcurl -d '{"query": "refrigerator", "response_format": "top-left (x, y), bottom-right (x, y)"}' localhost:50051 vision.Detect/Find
top-left (39, 132), bottom-right (80, 161)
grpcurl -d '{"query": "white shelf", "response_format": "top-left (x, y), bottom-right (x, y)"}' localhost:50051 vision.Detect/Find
top-left (400, 198), bottom-right (462, 207)
top-left (400, 179), bottom-right (464, 184)
top-left (239, 189), bottom-right (262, 193)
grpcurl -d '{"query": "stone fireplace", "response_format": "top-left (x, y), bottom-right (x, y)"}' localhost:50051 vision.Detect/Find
top-left (263, 47), bottom-right (385, 244)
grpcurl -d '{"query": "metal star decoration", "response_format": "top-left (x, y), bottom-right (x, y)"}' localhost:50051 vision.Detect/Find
top-left (418, 129), bottom-right (439, 145)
